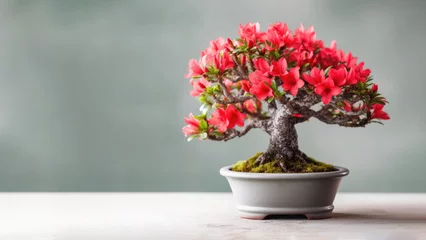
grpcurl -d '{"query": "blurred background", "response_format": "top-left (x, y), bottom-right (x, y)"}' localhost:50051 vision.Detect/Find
top-left (0, 0), bottom-right (425, 192)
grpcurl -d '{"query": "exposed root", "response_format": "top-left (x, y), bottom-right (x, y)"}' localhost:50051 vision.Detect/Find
top-left (255, 151), bottom-right (274, 165)
top-left (278, 161), bottom-right (287, 172)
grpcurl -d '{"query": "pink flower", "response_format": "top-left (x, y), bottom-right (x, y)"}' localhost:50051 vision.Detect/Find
top-left (253, 58), bottom-right (270, 75)
top-left (190, 78), bottom-right (210, 97)
top-left (372, 84), bottom-right (378, 92)
top-left (240, 80), bottom-right (252, 92)
top-left (345, 62), bottom-right (371, 84)
top-left (281, 67), bottom-right (305, 96)
top-left (354, 62), bottom-right (371, 83)
top-left (265, 22), bottom-right (294, 50)
top-left (346, 68), bottom-right (359, 85)
top-left (315, 78), bottom-right (342, 104)
top-left (294, 24), bottom-right (318, 51)
top-left (295, 24), bottom-right (316, 43)
top-left (270, 58), bottom-right (288, 76)
top-left (201, 37), bottom-right (230, 57)
top-left (345, 52), bottom-right (358, 68)
top-left (371, 104), bottom-right (390, 120)
top-left (208, 105), bottom-right (246, 132)
top-left (208, 108), bottom-right (228, 132)
top-left (249, 70), bottom-right (273, 100)
top-left (212, 52), bottom-right (234, 72)
top-left (317, 41), bottom-right (344, 68)
top-left (253, 58), bottom-right (288, 77)
top-left (302, 67), bottom-right (325, 86)
top-left (329, 68), bottom-right (347, 86)
top-left (243, 99), bottom-right (261, 113)
top-left (226, 104), bottom-right (246, 129)
top-left (343, 101), bottom-right (352, 112)
top-left (182, 113), bottom-right (201, 136)
top-left (238, 22), bottom-right (266, 47)
top-left (184, 57), bottom-right (207, 78)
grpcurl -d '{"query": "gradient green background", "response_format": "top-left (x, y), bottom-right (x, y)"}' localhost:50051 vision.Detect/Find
top-left (0, 0), bottom-right (425, 192)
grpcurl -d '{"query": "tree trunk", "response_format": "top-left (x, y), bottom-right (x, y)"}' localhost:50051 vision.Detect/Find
top-left (256, 107), bottom-right (308, 170)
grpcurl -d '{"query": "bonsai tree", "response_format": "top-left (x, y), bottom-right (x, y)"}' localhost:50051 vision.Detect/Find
top-left (182, 22), bottom-right (389, 173)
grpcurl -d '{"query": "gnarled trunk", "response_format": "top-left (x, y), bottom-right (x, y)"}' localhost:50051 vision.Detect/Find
top-left (256, 107), bottom-right (308, 171)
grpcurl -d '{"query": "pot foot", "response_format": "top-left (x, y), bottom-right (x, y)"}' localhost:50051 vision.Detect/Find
top-left (239, 212), bottom-right (268, 220)
top-left (305, 211), bottom-right (333, 220)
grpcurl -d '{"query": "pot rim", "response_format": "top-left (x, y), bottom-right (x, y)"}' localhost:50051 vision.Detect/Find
top-left (220, 165), bottom-right (349, 180)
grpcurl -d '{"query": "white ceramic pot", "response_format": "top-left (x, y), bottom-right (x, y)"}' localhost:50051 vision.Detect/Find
top-left (220, 166), bottom-right (349, 220)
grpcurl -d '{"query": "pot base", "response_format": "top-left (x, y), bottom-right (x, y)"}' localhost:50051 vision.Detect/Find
top-left (237, 205), bottom-right (334, 220)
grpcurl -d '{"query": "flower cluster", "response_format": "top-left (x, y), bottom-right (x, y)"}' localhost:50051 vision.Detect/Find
top-left (183, 22), bottom-right (389, 140)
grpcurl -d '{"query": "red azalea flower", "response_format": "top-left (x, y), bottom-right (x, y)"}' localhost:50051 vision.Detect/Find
top-left (243, 99), bottom-right (261, 113)
top-left (315, 78), bottom-right (342, 104)
top-left (225, 104), bottom-right (246, 129)
top-left (240, 54), bottom-right (247, 66)
top-left (345, 52), bottom-right (358, 68)
top-left (354, 62), bottom-right (371, 83)
top-left (343, 101), bottom-right (352, 112)
top-left (317, 41), bottom-right (344, 68)
top-left (302, 67), bottom-right (325, 86)
top-left (253, 58), bottom-right (270, 75)
top-left (265, 22), bottom-right (294, 50)
top-left (238, 22), bottom-right (266, 48)
top-left (208, 108), bottom-right (229, 132)
top-left (281, 67), bottom-right (305, 96)
top-left (249, 70), bottom-right (273, 100)
top-left (372, 84), bottom-right (378, 92)
top-left (201, 37), bottom-right (230, 57)
top-left (190, 78), bottom-right (210, 97)
top-left (212, 52), bottom-right (234, 72)
top-left (184, 58), bottom-right (207, 78)
top-left (292, 113), bottom-right (303, 118)
top-left (270, 58), bottom-right (288, 76)
top-left (345, 67), bottom-right (358, 85)
top-left (182, 113), bottom-right (201, 136)
top-left (295, 24), bottom-right (316, 46)
top-left (371, 104), bottom-right (390, 120)
top-left (329, 68), bottom-right (347, 86)
top-left (297, 50), bottom-right (316, 67)
top-left (240, 80), bottom-right (252, 92)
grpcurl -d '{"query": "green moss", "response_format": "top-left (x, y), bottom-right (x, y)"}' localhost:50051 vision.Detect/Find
top-left (231, 152), bottom-right (335, 173)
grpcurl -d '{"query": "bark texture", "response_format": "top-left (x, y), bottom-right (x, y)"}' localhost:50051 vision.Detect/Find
top-left (255, 107), bottom-right (308, 171)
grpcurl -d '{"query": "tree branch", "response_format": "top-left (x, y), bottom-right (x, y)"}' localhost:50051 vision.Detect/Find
top-left (215, 81), bottom-right (254, 104)
top-left (212, 94), bottom-right (253, 104)
top-left (231, 55), bottom-right (248, 80)
top-left (267, 100), bottom-right (277, 115)
top-left (207, 119), bottom-right (271, 141)
top-left (287, 99), bottom-right (368, 127)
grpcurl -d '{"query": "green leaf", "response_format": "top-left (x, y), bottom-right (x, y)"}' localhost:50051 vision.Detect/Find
top-left (213, 84), bottom-right (221, 93)
top-left (198, 95), bottom-right (207, 104)
top-left (187, 134), bottom-right (199, 142)
top-left (371, 120), bottom-right (384, 125)
top-left (273, 50), bottom-right (280, 59)
top-left (324, 66), bottom-right (333, 75)
top-left (303, 62), bottom-right (310, 68)
top-left (271, 80), bottom-right (277, 91)
top-left (193, 114), bottom-right (206, 120)
top-left (274, 90), bottom-right (283, 97)
top-left (199, 119), bottom-right (208, 131)
top-left (267, 97), bottom-right (275, 103)
top-left (207, 65), bottom-right (219, 74)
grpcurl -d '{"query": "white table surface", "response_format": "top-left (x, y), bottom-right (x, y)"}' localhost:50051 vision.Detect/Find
top-left (0, 193), bottom-right (425, 240)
